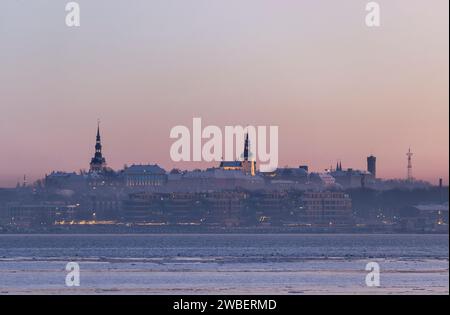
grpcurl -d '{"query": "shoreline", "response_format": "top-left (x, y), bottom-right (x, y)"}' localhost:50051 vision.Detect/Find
top-left (0, 225), bottom-right (448, 235)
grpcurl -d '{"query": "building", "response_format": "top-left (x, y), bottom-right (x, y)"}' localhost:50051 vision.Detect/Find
top-left (331, 168), bottom-right (374, 188)
top-left (122, 191), bottom-right (248, 226)
top-left (299, 165), bottom-right (309, 172)
top-left (309, 172), bottom-right (336, 186)
top-left (302, 191), bottom-right (353, 225)
top-left (89, 122), bottom-right (107, 173)
top-left (121, 192), bottom-right (165, 223)
top-left (166, 168), bottom-right (263, 193)
top-left (45, 171), bottom-right (86, 190)
top-left (241, 133), bottom-right (256, 176)
top-left (123, 164), bottom-right (168, 187)
top-left (399, 203), bottom-right (449, 233)
top-left (219, 133), bottom-right (256, 176)
top-left (367, 155), bottom-right (376, 178)
top-left (164, 192), bottom-right (207, 224)
top-left (252, 191), bottom-right (292, 225)
top-left (204, 191), bottom-right (248, 227)
top-left (7, 204), bottom-right (57, 227)
top-left (220, 161), bottom-right (243, 171)
top-left (90, 193), bottom-right (121, 220)
top-left (271, 167), bottom-right (308, 183)
top-left (122, 192), bottom-right (208, 224)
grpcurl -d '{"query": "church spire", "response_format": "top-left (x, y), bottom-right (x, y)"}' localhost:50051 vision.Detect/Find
top-left (244, 132), bottom-right (250, 161)
top-left (96, 119), bottom-right (101, 141)
top-left (242, 131), bottom-right (256, 176)
top-left (90, 120), bottom-right (107, 172)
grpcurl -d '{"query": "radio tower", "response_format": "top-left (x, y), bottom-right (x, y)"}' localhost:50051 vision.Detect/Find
top-left (406, 148), bottom-right (413, 182)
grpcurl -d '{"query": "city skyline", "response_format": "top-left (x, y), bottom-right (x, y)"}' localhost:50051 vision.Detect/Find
top-left (0, 1), bottom-right (448, 298)
top-left (0, 0), bottom-right (448, 186)
top-left (0, 121), bottom-right (446, 188)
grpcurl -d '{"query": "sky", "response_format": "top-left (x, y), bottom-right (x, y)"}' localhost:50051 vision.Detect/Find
top-left (0, 0), bottom-right (448, 187)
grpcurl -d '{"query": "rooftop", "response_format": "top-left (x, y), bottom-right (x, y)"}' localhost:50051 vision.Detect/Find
top-left (123, 164), bottom-right (166, 175)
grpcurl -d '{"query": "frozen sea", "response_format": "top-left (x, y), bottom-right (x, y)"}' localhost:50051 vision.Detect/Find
top-left (0, 234), bottom-right (448, 295)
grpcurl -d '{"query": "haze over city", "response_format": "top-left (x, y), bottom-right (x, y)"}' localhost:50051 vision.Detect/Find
top-left (0, 0), bottom-right (448, 187)
top-left (0, 1), bottom-right (449, 299)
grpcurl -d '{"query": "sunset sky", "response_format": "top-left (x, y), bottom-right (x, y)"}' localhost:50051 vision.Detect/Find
top-left (0, 0), bottom-right (448, 187)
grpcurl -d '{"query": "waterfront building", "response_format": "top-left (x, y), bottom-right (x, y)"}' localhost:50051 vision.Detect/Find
top-left (122, 191), bottom-right (248, 226)
top-left (302, 191), bottom-right (353, 225)
top-left (7, 204), bottom-right (57, 227)
top-left (121, 192), bottom-right (165, 223)
top-left (204, 191), bottom-right (248, 227)
top-left (253, 191), bottom-right (291, 225)
top-left (399, 203), bottom-right (449, 233)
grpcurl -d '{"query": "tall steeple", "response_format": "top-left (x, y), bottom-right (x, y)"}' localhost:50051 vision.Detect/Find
top-left (243, 132), bottom-right (250, 161)
top-left (242, 132), bottom-right (256, 176)
top-left (96, 122), bottom-right (101, 142)
top-left (95, 120), bottom-right (102, 154)
top-left (406, 147), bottom-right (413, 182)
top-left (90, 120), bottom-right (107, 172)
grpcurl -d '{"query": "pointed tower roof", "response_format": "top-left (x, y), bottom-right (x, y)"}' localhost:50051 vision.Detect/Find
top-left (96, 119), bottom-right (101, 141)
top-left (243, 132), bottom-right (250, 161)
top-left (90, 120), bottom-right (107, 172)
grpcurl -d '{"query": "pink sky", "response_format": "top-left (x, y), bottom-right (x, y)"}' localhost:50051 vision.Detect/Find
top-left (0, 0), bottom-right (448, 187)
